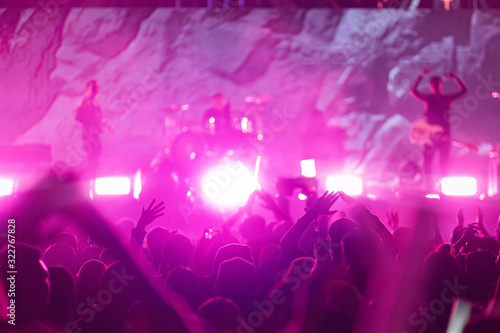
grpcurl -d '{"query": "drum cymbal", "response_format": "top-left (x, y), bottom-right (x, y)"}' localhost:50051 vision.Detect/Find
top-left (244, 95), bottom-right (272, 104)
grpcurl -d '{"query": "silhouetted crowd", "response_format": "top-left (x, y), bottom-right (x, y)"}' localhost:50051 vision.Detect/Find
top-left (2, 178), bottom-right (500, 333)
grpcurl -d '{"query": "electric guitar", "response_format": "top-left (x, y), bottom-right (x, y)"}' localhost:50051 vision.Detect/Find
top-left (409, 119), bottom-right (478, 152)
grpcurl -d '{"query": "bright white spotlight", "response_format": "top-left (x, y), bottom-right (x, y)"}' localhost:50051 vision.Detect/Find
top-left (326, 175), bottom-right (363, 196)
top-left (241, 117), bottom-right (249, 132)
top-left (298, 193), bottom-right (307, 201)
top-left (201, 161), bottom-right (259, 208)
top-left (425, 193), bottom-right (441, 200)
top-left (441, 177), bottom-right (477, 196)
top-left (254, 155), bottom-right (262, 190)
top-left (300, 159), bottom-right (317, 178)
top-left (0, 179), bottom-right (14, 196)
top-left (133, 170), bottom-right (142, 200)
top-left (95, 177), bottom-right (131, 195)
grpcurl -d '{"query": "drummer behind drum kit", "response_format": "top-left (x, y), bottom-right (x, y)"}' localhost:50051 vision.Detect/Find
top-left (160, 95), bottom-right (272, 165)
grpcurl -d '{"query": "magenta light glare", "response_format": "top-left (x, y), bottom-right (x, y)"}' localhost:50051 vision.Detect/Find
top-left (201, 161), bottom-right (259, 208)
top-left (254, 155), bottom-right (261, 188)
top-left (326, 175), bottom-right (363, 196)
top-left (425, 193), bottom-right (441, 200)
top-left (300, 159), bottom-right (317, 178)
top-left (440, 177), bottom-right (477, 196)
top-left (0, 179), bottom-right (14, 196)
top-left (241, 117), bottom-right (249, 132)
top-left (133, 170), bottom-right (142, 200)
top-left (95, 177), bottom-right (131, 195)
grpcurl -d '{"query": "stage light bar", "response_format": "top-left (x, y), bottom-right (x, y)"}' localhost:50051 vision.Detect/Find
top-left (95, 177), bottom-right (131, 195)
top-left (441, 177), bottom-right (477, 196)
top-left (300, 159), bottom-right (317, 178)
top-left (254, 155), bottom-right (261, 190)
top-left (425, 193), bottom-right (441, 200)
top-left (133, 170), bottom-right (142, 200)
top-left (201, 161), bottom-right (259, 208)
top-left (0, 179), bottom-right (14, 196)
top-left (326, 175), bottom-right (363, 196)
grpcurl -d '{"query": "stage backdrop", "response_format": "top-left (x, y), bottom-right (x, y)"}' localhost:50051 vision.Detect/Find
top-left (1, 7), bottom-right (499, 183)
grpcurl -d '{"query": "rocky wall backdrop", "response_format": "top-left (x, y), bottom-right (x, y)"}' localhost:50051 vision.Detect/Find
top-left (1, 7), bottom-right (499, 183)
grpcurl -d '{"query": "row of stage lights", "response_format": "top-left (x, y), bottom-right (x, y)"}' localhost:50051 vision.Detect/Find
top-left (300, 158), bottom-right (478, 199)
top-left (0, 171), bottom-right (143, 200)
top-left (0, 160), bottom-right (482, 205)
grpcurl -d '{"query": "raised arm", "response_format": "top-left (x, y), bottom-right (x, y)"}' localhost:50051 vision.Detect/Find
top-left (476, 205), bottom-right (491, 237)
top-left (445, 72), bottom-right (468, 100)
top-left (279, 192), bottom-right (338, 259)
top-left (410, 68), bottom-right (430, 101)
top-left (130, 199), bottom-right (166, 254)
top-left (339, 192), bottom-right (396, 249)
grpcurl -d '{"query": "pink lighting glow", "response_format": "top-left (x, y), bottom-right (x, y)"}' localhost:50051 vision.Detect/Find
top-left (300, 159), bottom-right (317, 178)
top-left (201, 161), bottom-right (259, 208)
top-left (0, 179), bottom-right (14, 196)
top-left (241, 117), bottom-right (249, 132)
top-left (133, 171), bottom-right (142, 200)
top-left (95, 177), bottom-right (131, 196)
top-left (440, 177), bottom-right (477, 196)
top-left (425, 193), bottom-right (441, 200)
top-left (326, 175), bottom-right (363, 196)
top-left (254, 155), bottom-right (261, 188)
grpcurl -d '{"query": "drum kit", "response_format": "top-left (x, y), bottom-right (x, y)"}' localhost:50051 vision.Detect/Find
top-left (160, 95), bottom-right (272, 166)
top-left (141, 95), bottom-right (274, 213)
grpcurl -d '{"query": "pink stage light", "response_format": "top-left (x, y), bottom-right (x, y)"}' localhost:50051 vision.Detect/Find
top-left (326, 175), bottom-right (363, 196)
top-left (425, 193), bottom-right (441, 200)
top-left (298, 193), bottom-right (307, 201)
top-left (0, 179), bottom-right (14, 196)
top-left (254, 155), bottom-right (262, 190)
top-left (441, 177), bottom-right (477, 196)
top-left (241, 117), bottom-right (249, 132)
top-left (133, 170), bottom-right (142, 200)
top-left (201, 161), bottom-right (259, 208)
top-left (95, 177), bottom-right (131, 195)
top-left (300, 159), bottom-right (317, 178)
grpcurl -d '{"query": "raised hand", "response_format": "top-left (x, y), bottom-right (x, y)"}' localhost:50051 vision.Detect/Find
top-left (339, 191), bottom-right (358, 207)
top-left (308, 191), bottom-right (339, 216)
top-left (476, 205), bottom-right (490, 236)
top-left (457, 208), bottom-right (465, 227)
top-left (137, 199), bottom-right (165, 229)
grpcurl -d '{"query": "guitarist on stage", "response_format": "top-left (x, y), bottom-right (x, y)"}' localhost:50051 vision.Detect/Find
top-left (410, 68), bottom-right (468, 189)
